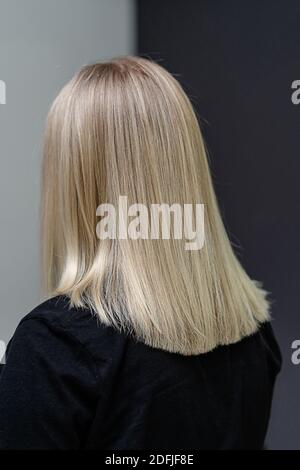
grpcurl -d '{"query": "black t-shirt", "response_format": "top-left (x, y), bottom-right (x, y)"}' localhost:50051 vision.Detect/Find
top-left (0, 295), bottom-right (282, 449)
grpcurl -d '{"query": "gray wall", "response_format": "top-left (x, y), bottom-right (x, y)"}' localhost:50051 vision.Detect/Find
top-left (0, 0), bottom-right (135, 358)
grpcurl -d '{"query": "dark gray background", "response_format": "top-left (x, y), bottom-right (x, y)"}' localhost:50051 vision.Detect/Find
top-left (138, 0), bottom-right (300, 450)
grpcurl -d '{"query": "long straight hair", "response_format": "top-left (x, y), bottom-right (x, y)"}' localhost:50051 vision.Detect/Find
top-left (42, 56), bottom-right (270, 355)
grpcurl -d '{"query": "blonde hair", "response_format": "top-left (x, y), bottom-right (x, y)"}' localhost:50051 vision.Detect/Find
top-left (42, 56), bottom-right (269, 355)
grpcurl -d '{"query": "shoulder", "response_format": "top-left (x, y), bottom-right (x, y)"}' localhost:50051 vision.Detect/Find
top-left (9, 296), bottom-right (129, 369)
top-left (19, 295), bottom-right (94, 327)
top-left (257, 320), bottom-right (282, 374)
top-left (19, 295), bottom-right (116, 336)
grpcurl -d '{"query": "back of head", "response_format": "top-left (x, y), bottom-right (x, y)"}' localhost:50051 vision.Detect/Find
top-left (42, 56), bottom-right (269, 355)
